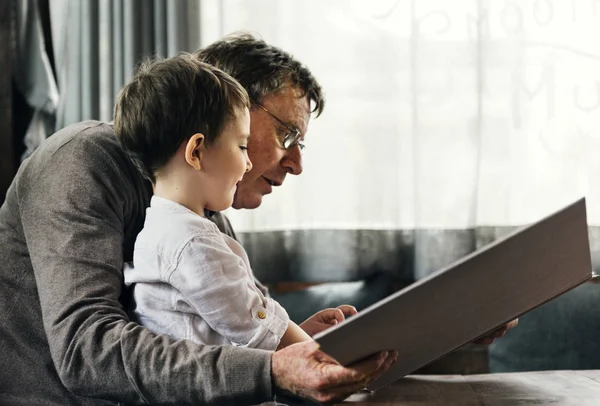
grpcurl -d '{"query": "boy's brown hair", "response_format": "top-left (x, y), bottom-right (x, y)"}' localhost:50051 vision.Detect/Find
top-left (114, 52), bottom-right (250, 182)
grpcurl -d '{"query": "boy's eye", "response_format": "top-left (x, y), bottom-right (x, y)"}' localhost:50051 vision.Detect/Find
top-left (240, 146), bottom-right (248, 151)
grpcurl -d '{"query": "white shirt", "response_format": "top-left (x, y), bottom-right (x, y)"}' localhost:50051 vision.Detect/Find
top-left (124, 196), bottom-right (289, 350)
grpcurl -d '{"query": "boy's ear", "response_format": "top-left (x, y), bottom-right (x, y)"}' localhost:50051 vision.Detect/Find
top-left (184, 133), bottom-right (205, 170)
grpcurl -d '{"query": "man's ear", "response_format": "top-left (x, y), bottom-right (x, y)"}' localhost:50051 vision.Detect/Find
top-left (184, 133), bottom-right (205, 170)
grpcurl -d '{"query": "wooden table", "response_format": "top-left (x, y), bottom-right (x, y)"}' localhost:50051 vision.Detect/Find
top-left (338, 370), bottom-right (600, 405)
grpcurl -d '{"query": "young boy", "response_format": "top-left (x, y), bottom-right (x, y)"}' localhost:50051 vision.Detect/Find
top-left (114, 53), bottom-right (313, 350)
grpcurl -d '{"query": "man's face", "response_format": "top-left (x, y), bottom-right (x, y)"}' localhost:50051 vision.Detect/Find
top-left (232, 86), bottom-right (310, 209)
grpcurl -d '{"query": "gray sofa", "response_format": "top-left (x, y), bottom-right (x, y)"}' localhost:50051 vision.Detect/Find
top-left (489, 282), bottom-right (600, 372)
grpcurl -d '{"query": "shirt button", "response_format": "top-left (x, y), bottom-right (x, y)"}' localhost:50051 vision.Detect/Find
top-left (257, 311), bottom-right (267, 319)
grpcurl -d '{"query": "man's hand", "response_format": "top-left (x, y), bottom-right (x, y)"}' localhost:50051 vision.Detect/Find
top-left (473, 318), bottom-right (519, 345)
top-left (272, 340), bottom-right (397, 404)
top-left (299, 305), bottom-right (358, 337)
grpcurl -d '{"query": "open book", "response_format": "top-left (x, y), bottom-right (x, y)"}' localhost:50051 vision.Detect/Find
top-left (314, 198), bottom-right (593, 391)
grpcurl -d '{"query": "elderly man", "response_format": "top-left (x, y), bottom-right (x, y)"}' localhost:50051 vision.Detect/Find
top-left (0, 33), bottom-right (513, 405)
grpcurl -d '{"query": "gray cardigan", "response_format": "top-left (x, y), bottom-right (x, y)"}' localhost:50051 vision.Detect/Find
top-left (0, 121), bottom-right (273, 405)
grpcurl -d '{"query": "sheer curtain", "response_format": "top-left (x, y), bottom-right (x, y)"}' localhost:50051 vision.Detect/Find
top-left (195, 0), bottom-right (600, 282)
top-left (17, 0), bottom-right (600, 283)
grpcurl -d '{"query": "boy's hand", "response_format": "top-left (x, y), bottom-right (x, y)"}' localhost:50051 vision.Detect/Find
top-left (300, 305), bottom-right (358, 337)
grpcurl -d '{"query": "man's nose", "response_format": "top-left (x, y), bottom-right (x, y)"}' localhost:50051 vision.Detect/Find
top-left (281, 144), bottom-right (303, 175)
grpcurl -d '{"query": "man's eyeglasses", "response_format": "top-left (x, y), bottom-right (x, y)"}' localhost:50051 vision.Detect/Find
top-left (253, 102), bottom-right (305, 151)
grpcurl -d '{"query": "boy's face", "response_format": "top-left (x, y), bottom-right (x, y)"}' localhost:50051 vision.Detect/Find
top-left (201, 107), bottom-right (253, 212)
top-left (231, 86), bottom-right (310, 209)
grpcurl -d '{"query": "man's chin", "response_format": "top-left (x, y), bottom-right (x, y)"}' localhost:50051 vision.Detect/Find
top-left (232, 193), bottom-right (263, 210)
